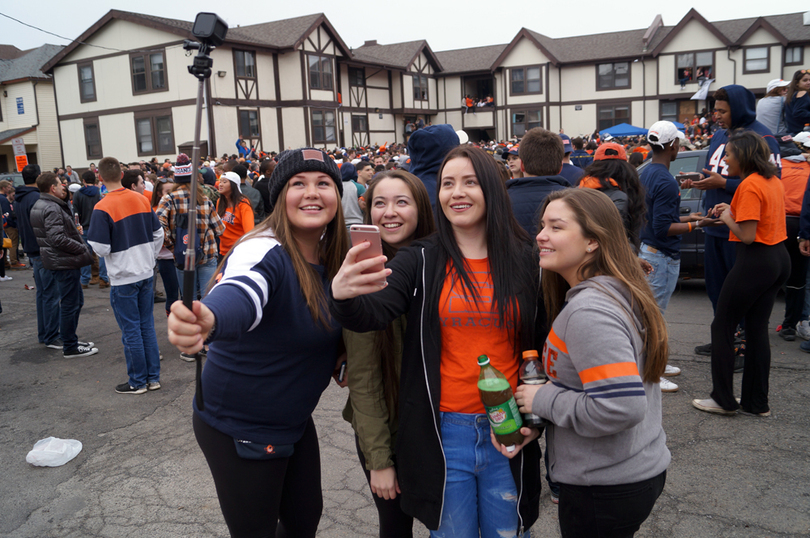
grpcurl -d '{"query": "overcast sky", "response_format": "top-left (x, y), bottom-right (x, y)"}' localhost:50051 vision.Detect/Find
top-left (2, 1), bottom-right (804, 53)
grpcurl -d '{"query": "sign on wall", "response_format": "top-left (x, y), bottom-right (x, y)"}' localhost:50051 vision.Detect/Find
top-left (11, 138), bottom-right (26, 156)
top-left (16, 97), bottom-right (24, 115)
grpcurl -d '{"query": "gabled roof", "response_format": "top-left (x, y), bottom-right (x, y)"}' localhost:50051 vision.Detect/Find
top-left (492, 28), bottom-right (561, 68)
top-left (540, 27), bottom-right (671, 63)
top-left (352, 40), bottom-right (442, 71)
top-left (42, 10), bottom-right (350, 73)
top-left (435, 44), bottom-right (507, 75)
top-left (0, 44), bottom-right (63, 84)
top-left (0, 45), bottom-right (27, 60)
top-left (651, 8), bottom-right (730, 56)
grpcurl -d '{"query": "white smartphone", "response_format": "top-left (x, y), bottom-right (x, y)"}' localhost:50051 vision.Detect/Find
top-left (349, 225), bottom-right (385, 275)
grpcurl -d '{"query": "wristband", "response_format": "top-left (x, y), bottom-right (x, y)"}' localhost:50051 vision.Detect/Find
top-left (687, 222), bottom-right (693, 232)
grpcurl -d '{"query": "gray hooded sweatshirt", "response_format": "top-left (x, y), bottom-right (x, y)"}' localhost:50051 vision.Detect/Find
top-left (532, 275), bottom-right (670, 486)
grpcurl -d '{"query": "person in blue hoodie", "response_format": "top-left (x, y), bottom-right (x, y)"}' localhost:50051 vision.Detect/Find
top-left (73, 170), bottom-right (109, 288)
top-left (684, 85), bottom-right (781, 355)
top-left (407, 124), bottom-right (459, 214)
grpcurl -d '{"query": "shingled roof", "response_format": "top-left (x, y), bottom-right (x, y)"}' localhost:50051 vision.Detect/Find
top-left (435, 44), bottom-right (508, 74)
top-left (0, 45), bottom-right (27, 60)
top-left (0, 44), bottom-right (63, 84)
top-left (352, 40), bottom-right (442, 71)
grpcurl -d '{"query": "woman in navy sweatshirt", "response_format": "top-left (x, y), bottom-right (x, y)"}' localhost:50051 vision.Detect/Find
top-left (168, 148), bottom-right (349, 538)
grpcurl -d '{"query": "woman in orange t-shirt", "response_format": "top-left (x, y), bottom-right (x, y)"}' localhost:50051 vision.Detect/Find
top-left (692, 131), bottom-right (789, 418)
top-left (217, 171), bottom-right (254, 257)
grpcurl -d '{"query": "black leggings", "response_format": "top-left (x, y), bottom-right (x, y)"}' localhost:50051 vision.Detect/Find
top-left (354, 435), bottom-right (413, 538)
top-left (710, 242), bottom-right (790, 413)
top-left (782, 217), bottom-right (807, 328)
top-left (193, 413), bottom-right (323, 538)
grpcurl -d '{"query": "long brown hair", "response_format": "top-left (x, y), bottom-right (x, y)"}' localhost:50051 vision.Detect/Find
top-left (785, 68), bottom-right (809, 106)
top-left (172, 182), bottom-right (206, 205)
top-left (727, 130), bottom-right (778, 179)
top-left (539, 188), bottom-right (668, 382)
top-left (216, 178), bottom-right (247, 217)
top-left (216, 178), bottom-right (348, 326)
top-left (361, 170), bottom-right (436, 417)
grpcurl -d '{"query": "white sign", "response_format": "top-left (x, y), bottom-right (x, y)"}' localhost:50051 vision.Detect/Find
top-left (11, 137), bottom-right (26, 156)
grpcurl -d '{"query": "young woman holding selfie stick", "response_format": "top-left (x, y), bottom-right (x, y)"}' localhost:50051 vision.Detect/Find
top-left (168, 148), bottom-right (349, 538)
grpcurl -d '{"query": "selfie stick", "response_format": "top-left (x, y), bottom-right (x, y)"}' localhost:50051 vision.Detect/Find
top-left (182, 13), bottom-right (228, 411)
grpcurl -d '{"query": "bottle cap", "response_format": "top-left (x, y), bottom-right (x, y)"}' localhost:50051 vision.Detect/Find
top-left (505, 445), bottom-right (516, 453)
top-left (477, 355), bottom-right (490, 366)
top-left (522, 350), bottom-right (539, 359)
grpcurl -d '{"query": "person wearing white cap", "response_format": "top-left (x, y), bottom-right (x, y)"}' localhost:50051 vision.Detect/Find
top-left (216, 171), bottom-right (253, 258)
top-left (639, 121), bottom-right (703, 392)
top-left (756, 79), bottom-right (791, 135)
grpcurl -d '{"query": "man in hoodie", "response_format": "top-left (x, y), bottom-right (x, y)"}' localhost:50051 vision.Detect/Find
top-left (73, 170), bottom-right (109, 289)
top-left (339, 162), bottom-right (363, 229)
top-left (407, 124), bottom-right (460, 214)
top-left (569, 137), bottom-right (594, 169)
top-left (232, 163), bottom-right (265, 225)
top-left (506, 127), bottom-right (571, 237)
top-left (15, 164), bottom-right (61, 348)
top-left (687, 85), bottom-right (781, 354)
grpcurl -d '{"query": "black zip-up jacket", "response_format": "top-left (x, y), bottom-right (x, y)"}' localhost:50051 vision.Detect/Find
top-left (29, 194), bottom-right (92, 271)
top-left (330, 235), bottom-right (545, 533)
top-left (14, 185), bottom-right (41, 255)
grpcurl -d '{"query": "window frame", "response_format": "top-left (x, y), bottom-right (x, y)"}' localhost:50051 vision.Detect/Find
top-left (597, 103), bottom-right (631, 132)
top-left (351, 114), bottom-right (368, 133)
top-left (238, 108), bottom-right (261, 139)
top-left (311, 109), bottom-right (337, 145)
top-left (785, 45), bottom-right (804, 66)
top-left (308, 54), bottom-right (334, 91)
top-left (129, 49), bottom-right (169, 95)
top-left (348, 67), bottom-right (365, 87)
top-left (510, 108), bottom-right (543, 138)
top-left (509, 65), bottom-right (543, 96)
top-left (596, 61), bottom-right (631, 91)
top-left (412, 74), bottom-right (429, 101)
top-left (133, 110), bottom-right (175, 157)
top-left (673, 51), bottom-right (714, 86)
top-left (660, 101), bottom-right (679, 123)
top-left (233, 49), bottom-right (257, 79)
top-left (743, 46), bottom-right (770, 75)
top-left (83, 117), bottom-right (102, 160)
top-left (77, 61), bottom-right (97, 103)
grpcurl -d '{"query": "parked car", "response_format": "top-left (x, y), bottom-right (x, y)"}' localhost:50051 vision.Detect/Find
top-left (0, 173), bottom-right (25, 189)
top-left (638, 149), bottom-right (708, 279)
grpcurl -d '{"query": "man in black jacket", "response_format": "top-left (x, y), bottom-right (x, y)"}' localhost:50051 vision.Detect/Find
top-left (506, 128), bottom-right (571, 237)
top-left (30, 172), bottom-right (97, 358)
top-left (73, 170), bottom-right (109, 288)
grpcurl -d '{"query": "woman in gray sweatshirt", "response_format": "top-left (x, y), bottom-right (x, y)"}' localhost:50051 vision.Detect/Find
top-left (514, 187), bottom-right (671, 537)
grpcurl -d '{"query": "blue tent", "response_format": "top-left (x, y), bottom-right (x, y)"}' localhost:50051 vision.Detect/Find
top-left (672, 121), bottom-right (686, 131)
top-left (600, 123), bottom-right (648, 138)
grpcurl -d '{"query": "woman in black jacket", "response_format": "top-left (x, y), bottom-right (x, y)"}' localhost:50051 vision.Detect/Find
top-left (330, 146), bottom-right (544, 537)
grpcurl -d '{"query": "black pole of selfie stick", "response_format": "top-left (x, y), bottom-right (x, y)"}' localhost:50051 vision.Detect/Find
top-left (183, 37), bottom-right (217, 411)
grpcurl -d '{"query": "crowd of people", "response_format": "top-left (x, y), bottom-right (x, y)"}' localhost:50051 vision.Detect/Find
top-left (3, 71), bottom-right (810, 537)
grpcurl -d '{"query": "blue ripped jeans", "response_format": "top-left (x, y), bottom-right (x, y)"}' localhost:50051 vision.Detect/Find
top-left (430, 412), bottom-right (526, 538)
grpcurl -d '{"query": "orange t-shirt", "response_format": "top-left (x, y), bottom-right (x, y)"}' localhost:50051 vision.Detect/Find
top-left (729, 172), bottom-right (786, 245)
top-left (438, 258), bottom-right (520, 414)
top-left (219, 198), bottom-right (255, 255)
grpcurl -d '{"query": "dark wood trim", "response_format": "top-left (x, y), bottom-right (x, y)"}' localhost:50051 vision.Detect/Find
top-left (303, 108), bottom-right (311, 147)
top-left (650, 8), bottom-right (731, 57)
top-left (237, 107), bottom-right (262, 151)
top-left (399, 72), bottom-right (404, 109)
top-left (300, 52), bottom-right (308, 102)
top-left (558, 96), bottom-right (648, 107)
top-left (507, 64), bottom-right (544, 97)
top-left (83, 117), bottom-right (103, 160)
top-left (272, 53), bottom-right (284, 151)
top-left (232, 49), bottom-right (259, 100)
top-left (742, 45), bottom-right (771, 75)
top-left (0, 126), bottom-right (36, 145)
top-left (736, 17), bottom-right (788, 47)
top-left (129, 48), bottom-right (169, 96)
top-left (368, 129), bottom-right (397, 134)
top-left (388, 71), bottom-right (394, 110)
top-left (77, 61), bottom-right (97, 103)
top-left (214, 98), bottom-right (340, 108)
top-left (595, 61), bottom-right (632, 92)
top-left (392, 107), bottom-right (439, 115)
top-left (785, 45), bottom-right (804, 66)
top-left (671, 49), bottom-right (716, 86)
top-left (58, 98), bottom-right (196, 121)
top-left (51, 40), bottom-right (188, 68)
top-left (52, 82), bottom-right (65, 165)
top-left (309, 108), bottom-right (339, 146)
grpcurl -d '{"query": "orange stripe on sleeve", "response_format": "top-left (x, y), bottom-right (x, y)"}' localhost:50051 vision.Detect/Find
top-left (547, 328), bottom-right (568, 354)
top-left (579, 362), bottom-right (639, 384)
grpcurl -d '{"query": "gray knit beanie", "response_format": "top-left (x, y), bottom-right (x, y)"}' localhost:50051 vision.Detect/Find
top-left (267, 148), bottom-right (342, 210)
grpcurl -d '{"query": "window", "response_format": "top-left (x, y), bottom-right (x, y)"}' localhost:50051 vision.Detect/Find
top-left (234, 50), bottom-right (256, 78)
top-left (349, 67), bottom-right (365, 87)
top-left (510, 66), bottom-right (542, 95)
top-left (597, 62), bottom-right (630, 90)
top-left (134, 112), bottom-right (174, 156)
top-left (131, 51), bottom-right (167, 94)
top-left (511, 110), bottom-right (542, 137)
top-left (312, 110), bottom-right (336, 144)
top-left (238, 110), bottom-right (260, 138)
top-left (597, 103), bottom-right (630, 131)
top-left (786, 46), bottom-right (803, 66)
top-left (351, 115), bottom-right (368, 132)
top-left (675, 52), bottom-right (713, 85)
top-left (413, 75), bottom-right (428, 101)
top-left (78, 62), bottom-right (96, 103)
top-left (83, 118), bottom-right (102, 159)
top-left (660, 102), bottom-right (678, 123)
top-left (744, 47), bottom-right (769, 74)
top-left (308, 55), bottom-right (333, 90)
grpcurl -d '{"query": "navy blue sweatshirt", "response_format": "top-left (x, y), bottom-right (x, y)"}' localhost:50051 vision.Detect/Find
top-left (702, 85), bottom-right (781, 238)
top-left (13, 185), bottom-right (41, 255)
top-left (639, 163), bottom-right (682, 258)
top-left (197, 231), bottom-right (341, 444)
top-left (407, 124), bottom-right (460, 212)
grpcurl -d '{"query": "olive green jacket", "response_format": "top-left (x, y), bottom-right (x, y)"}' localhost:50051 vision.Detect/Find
top-left (342, 316), bottom-right (406, 471)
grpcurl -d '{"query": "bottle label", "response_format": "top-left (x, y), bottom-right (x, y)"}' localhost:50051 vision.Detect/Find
top-left (484, 397), bottom-right (523, 435)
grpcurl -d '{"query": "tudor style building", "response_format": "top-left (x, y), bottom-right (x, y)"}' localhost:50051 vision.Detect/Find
top-left (40, 9), bottom-right (810, 167)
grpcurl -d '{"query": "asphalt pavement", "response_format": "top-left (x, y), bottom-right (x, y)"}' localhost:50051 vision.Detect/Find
top-left (1, 269), bottom-right (808, 537)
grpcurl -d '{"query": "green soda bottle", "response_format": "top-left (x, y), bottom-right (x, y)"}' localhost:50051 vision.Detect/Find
top-left (477, 354), bottom-right (524, 451)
